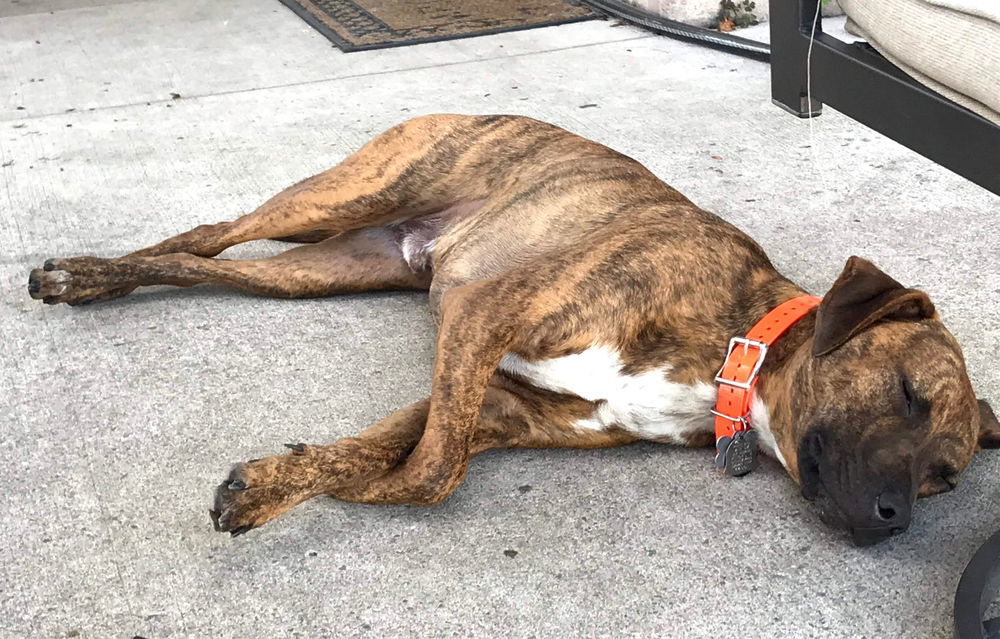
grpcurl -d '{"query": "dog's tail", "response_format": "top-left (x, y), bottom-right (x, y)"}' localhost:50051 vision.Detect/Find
top-left (272, 231), bottom-right (336, 243)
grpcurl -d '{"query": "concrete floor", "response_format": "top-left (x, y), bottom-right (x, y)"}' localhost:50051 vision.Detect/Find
top-left (2, 1), bottom-right (998, 638)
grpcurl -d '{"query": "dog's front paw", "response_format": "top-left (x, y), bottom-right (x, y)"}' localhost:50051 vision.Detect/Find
top-left (27, 257), bottom-right (133, 306)
top-left (210, 447), bottom-right (320, 536)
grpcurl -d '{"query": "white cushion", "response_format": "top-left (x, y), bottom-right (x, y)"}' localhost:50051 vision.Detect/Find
top-left (839, 0), bottom-right (1000, 125)
top-left (924, 0), bottom-right (1000, 24)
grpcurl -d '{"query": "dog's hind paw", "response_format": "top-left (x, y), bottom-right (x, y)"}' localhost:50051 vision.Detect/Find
top-left (27, 263), bottom-right (72, 302)
top-left (27, 257), bottom-right (133, 306)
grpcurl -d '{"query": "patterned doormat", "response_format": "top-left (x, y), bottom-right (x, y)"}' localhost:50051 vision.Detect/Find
top-left (277, 0), bottom-right (597, 52)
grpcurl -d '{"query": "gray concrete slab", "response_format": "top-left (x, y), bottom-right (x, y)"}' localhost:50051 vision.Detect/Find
top-left (1, 1), bottom-right (998, 638)
top-left (0, 0), bottom-right (647, 120)
top-left (0, 0), bottom-right (147, 19)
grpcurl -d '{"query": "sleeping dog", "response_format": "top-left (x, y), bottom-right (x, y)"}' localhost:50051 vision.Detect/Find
top-left (27, 114), bottom-right (999, 545)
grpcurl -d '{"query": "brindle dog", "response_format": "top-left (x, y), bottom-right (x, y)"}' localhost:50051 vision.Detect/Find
top-left (27, 114), bottom-right (999, 545)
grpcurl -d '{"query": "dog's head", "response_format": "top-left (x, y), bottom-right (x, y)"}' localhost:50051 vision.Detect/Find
top-left (772, 256), bottom-right (999, 546)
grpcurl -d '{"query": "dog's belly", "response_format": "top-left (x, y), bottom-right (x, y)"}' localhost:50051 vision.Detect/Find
top-left (389, 200), bottom-right (487, 272)
top-left (498, 344), bottom-right (717, 444)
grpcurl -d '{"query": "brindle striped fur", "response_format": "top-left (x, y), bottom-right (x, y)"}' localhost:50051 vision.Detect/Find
top-left (26, 115), bottom-right (998, 539)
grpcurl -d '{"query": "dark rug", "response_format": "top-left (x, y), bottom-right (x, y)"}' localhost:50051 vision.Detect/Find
top-left (277, 0), bottom-right (597, 52)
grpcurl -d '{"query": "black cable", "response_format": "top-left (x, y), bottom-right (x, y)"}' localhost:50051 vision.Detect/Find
top-left (578, 0), bottom-right (770, 62)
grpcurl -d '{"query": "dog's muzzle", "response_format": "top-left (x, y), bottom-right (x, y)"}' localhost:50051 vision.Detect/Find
top-left (799, 429), bottom-right (914, 546)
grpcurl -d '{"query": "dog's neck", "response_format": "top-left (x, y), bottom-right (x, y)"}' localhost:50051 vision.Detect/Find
top-left (734, 276), bottom-right (818, 478)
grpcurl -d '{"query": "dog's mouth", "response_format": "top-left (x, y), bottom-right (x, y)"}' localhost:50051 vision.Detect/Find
top-left (807, 489), bottom-right (853, 539)
top-left (805, 483), bottom-right (909, 547)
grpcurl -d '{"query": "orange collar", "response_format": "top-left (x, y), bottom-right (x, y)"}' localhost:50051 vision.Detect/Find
top-left (712, 295), bottom-right (821, 476)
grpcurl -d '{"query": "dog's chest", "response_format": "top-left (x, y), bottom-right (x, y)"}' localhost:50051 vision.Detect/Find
top-left (498, 345), bottom-right (717, 443)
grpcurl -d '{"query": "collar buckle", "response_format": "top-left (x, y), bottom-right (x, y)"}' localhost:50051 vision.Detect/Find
top-left (714, 336), bottom-right (769, 390)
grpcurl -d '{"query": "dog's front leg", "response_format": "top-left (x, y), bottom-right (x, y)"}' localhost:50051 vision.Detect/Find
top-left (331, 283), bottom-right (521, 506)
top-left (212, 281), bottom-right (519, 533)
top-left (211, 399), bottom-right (431, 535)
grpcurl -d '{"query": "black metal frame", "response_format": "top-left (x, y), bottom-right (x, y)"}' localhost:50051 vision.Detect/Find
top-left (770, 0), bottom-right (1000, 196)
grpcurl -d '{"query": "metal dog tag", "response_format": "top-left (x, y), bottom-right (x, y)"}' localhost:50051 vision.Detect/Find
top-left (723, 430), bottom-right (759, 477)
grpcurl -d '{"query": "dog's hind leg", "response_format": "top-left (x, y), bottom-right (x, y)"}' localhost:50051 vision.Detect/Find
top-left (29, 114), bottom-right (522, 304)
top-left (133, 115), bottom-right (508, 258)
top-left (121, 114), bottom-right (521, 260)
top-left (27, 227), bottom-right (430, 305)
top-left (211, 373), bottom-right (634, 535)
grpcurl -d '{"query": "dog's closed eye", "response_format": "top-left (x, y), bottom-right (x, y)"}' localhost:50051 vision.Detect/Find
top-left (901, 374), bottom-right (916, 417)
top-left (899, 373), bottom-right (930, 419)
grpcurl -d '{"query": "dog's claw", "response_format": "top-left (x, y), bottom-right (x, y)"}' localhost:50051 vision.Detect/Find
top-left (230, 526), bottom-right (252, 538)
top-left (209, 509), bottom-right (222, 531)
top-left (284, 442), bottom-right (306, 453)
top-left (225, 464), bottom-right (245, 483)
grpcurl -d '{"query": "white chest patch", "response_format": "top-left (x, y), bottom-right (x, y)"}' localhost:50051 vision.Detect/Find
top-left (750, 395), bottom-right (787, 469)
top-left (499, 344), bottom-right (716, 444)
top-left (498, 344), bottom-right (786, 465)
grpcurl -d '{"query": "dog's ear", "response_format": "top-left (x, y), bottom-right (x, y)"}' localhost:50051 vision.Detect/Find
top-left (980, 400), bottom-right (1000, 449)
top-left (812, 256), bottom-right (936, 357)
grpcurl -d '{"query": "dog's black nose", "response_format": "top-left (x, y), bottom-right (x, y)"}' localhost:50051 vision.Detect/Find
top-left (875, 490), bottom-right (908, 525)
top-left (850, 489), bottom-right (911, 546)
top-left (27, 276), bottom-right (40, 295)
